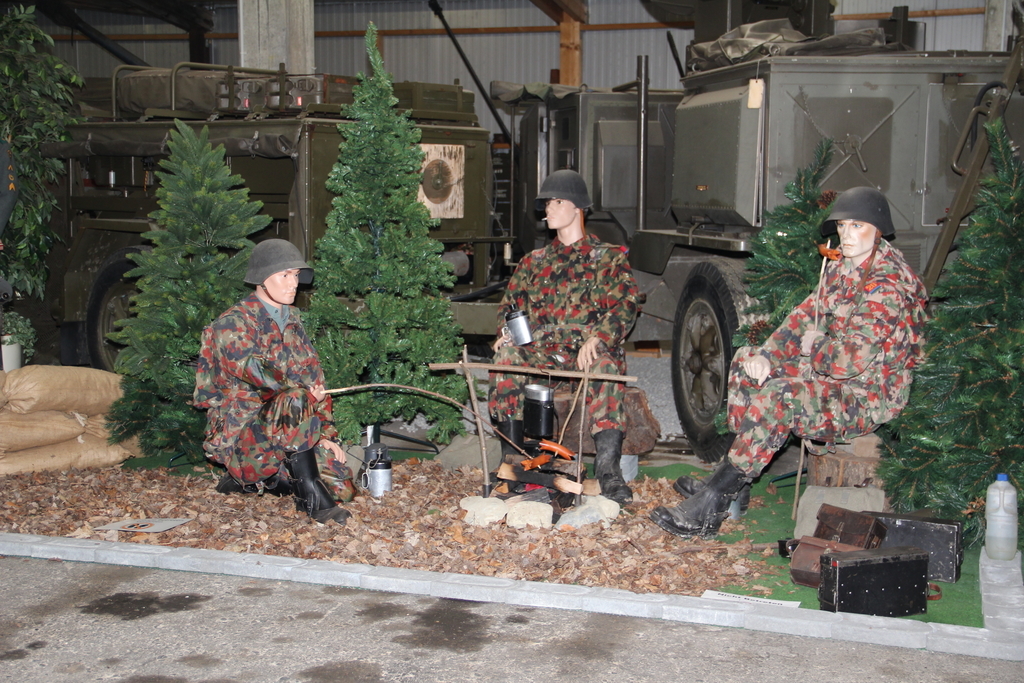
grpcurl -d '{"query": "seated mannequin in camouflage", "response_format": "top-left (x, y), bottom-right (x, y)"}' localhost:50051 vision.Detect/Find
top-left (488, 170), bottom-right (641, 506)
top-left (194, 239), bottom-right (353, 525)
top-left (651, 188), bottom-right (929, 539)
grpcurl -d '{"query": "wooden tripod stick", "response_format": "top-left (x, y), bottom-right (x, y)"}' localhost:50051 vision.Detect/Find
top-left (461, 346), bottom-right (492, 497)
top-left (428, 361), bottom-right (635, 384)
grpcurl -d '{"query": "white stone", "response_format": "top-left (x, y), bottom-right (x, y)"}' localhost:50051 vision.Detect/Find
top-left (459, 496), bottom-right (508, 526)
top-left (557, 505), bottom-right (605, 529)
top-left (505, 501), bottom-right (553, 529)
top-left (588, 495), bottom-right (621, 520)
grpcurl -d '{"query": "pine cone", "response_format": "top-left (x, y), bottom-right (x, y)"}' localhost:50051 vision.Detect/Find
top-left (817, 190), bottom-right (838, 210)
top-left (746, 319), bottom-right (771, 345)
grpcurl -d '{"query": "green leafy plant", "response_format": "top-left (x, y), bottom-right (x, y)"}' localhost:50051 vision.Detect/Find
top-left (0, 6), bottom-right (83, 298)
top-left (1, 308), bottom-right (35, 361)
top-left (306, 23), bottom-right (466, 444)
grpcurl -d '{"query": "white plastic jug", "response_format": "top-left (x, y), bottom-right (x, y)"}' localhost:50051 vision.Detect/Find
top-left (985, 474), bottom-right (1018, 561)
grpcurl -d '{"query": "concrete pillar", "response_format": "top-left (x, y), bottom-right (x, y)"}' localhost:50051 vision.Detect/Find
top-left (238, 0), bottom-right (315, 73)
top-left (983, 0), bottom-right (1015, 52)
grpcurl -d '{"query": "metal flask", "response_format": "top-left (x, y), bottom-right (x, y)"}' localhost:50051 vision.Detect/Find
top-left (361, 442), bottom-right (392, 497)
top-left (523, 384), bottom-right (554, 439)
top-left (504, 307), bottom-right (533, 346)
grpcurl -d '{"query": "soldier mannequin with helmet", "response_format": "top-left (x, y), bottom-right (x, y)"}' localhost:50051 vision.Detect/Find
top-left (651, 187), bottom-right (929, 539)
top-left (489, 170), bottom-right (641, 505)
top-left (194, 239), bottom-right (354, 525)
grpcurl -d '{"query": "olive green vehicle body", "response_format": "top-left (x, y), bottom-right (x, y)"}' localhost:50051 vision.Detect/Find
top-left (44, 75), bottom-right (496, 369)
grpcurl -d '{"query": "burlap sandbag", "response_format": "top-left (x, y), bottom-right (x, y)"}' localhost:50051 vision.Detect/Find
top-left (0, 369), bottom-right (6, 410)
top-left (0, 433), bottom-right (132, 475)
top-left (3, 366), bottom-right (122, 415)
top-left (0, 410), bottom-right (88, 453)
top-left (85, 413), bottom-right (145, 458)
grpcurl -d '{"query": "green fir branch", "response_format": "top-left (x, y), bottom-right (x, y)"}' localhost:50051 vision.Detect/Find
top-left (105, 120), bottom-right (270, 462)
top-left (307, 23), bottom-right (465, 444)
top-left (880, 118), bottom-right (1024, 546)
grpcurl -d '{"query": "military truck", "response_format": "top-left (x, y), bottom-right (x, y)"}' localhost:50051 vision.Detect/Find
top-left (499, 42), bottom-right (1024, 461)
top-left (43, 63), bottom-right (495, 373)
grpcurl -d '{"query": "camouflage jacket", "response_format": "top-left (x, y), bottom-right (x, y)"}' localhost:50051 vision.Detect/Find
top-left (498, 233), bottom-right (640, 351)
top-left (193, 293), bottom-right (337, 463)
top-left (758, 241), bottom-right (929, 424)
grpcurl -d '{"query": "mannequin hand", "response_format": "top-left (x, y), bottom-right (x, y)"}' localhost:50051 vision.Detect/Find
top-left (742, 356), bottom-right (770, 386)
top-left (309, 383), bottom-right (328, 403)
top-left (801, 330), bottom-right (825, 357)
top-left (492, 327), bottom-right (512, 352)
top-left (577, 337), bottom-right (601, 371)
top-left (319, 439), bottom-right (346, 464)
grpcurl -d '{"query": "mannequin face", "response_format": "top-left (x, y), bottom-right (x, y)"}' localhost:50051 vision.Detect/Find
top-left (257, 268), bottom-right (300, 306)
top-left (836, 219), bottom-right (880, 268)
top-left (544, 197), bottom-right (580, 232)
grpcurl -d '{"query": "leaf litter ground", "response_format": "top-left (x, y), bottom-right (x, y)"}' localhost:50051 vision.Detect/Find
top-left (0, 460), bottom-right (779, 596)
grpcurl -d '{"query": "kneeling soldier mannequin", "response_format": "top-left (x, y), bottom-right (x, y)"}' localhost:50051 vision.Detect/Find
top-left (489, 170), bottom-right (641, 505)
top-left (651, 187), bottom-right (928, 538)
top-left (195, 239), bottom-right (354, 525)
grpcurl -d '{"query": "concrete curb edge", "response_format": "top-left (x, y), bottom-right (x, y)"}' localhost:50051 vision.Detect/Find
top-left (1, 533), bottom-right (1020, 661)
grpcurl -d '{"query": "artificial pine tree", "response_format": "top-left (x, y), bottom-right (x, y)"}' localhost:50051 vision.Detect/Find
top-left (879, 118), bottom-right (1024, 545)
top-left (106, 120), bottom-right (270, 462)
top-left (735, 139), bottom-right (836, 347)
top-left (307, 24), bottom-right (466, 444)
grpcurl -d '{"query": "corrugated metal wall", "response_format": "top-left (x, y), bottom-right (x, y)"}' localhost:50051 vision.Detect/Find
top-left (38, 0), bottom-right (994, 136)
top-left (837, 0), bottom-right (986, 51)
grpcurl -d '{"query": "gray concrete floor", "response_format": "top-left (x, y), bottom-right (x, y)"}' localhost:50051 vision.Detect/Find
top-left (2, 555), bottom-right (1020, 683)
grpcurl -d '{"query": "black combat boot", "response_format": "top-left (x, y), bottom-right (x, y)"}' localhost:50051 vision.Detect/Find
top-left (286, 449), bottom-right (350, 525)
top-left (215, 470), bottom-right (293, 497)
top-left (673, 472), bottom-right (750, 514)
top-left (494, 419), bottom-right (525, 462)
top-left (650, 459), bottom-right (749, 538)
top-left (593, 429), bottom-right (633, 506)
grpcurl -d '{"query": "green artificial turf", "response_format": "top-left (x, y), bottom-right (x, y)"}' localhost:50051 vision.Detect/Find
top-left (637, 461), bottom-right (984, 628)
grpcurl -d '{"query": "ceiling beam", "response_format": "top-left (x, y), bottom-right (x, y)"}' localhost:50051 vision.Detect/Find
top-left (35, 0), bottom-right (149, 66)
top-left (530, 0), bottom-right (588, 24)
top-left (122, 0), bottom-right (214, 32)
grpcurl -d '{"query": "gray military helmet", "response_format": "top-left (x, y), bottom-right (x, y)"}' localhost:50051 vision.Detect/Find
top-left (244, 239), bottom-right (313, 285)
top-left (821, 187), bottom-right (895, 238)
top-left (534, 169), bottom-right (593, 213)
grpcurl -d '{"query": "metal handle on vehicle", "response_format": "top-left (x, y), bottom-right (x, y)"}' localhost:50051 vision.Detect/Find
top-left (950, 104), bottom-right (988, 176)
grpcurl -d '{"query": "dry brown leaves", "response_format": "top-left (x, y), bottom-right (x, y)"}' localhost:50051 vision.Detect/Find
top-left (0, 461), bottom-right (780, 596)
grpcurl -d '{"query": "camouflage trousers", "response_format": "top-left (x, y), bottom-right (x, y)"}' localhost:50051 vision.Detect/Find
top-left (726, 347), bottom-right (876, 477)
top-left (215, 413), bottom-right (355, 503)
top-left (488, 341), bottom-right (628, 435)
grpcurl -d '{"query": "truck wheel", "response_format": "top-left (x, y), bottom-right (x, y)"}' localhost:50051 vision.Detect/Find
top-left (671, 260), bottom-right (746, 463)
top-left (86, 249), bottom-right (142, 372)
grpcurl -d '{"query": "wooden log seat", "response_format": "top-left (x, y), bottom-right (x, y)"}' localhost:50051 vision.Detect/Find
top-left (806, 432), bottom-right (884, 489)
top-left (551, 385), bottom-right (660, 455)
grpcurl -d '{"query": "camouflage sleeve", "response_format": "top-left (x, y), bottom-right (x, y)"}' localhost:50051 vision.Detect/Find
top-left (588, 249), bottom-right (640, 347)
top-left (317, 395), bottom-right (339, 441)
top-left (193, 324), bottom-right (219, 408)
top-left (497, 251), bottom-right (536, 335)
top-left (291, 317), bottom-right (337, 439)
top-left (809, 284), bottom-right (902, 379)
top-left (209, 316), bottom-right (282, 389)
top-left (760, 292), bottom-right (815, 365)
